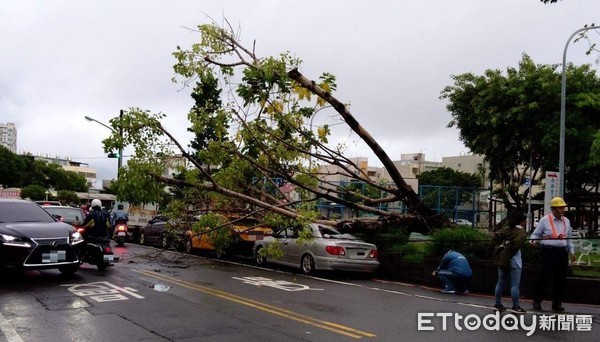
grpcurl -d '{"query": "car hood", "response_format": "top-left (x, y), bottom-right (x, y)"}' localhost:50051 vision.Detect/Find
top-left (0, 222), bottom-right (73, 238)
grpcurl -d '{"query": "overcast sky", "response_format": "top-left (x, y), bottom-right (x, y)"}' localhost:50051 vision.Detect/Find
top-left (1, 0), bottom-right (599, 188)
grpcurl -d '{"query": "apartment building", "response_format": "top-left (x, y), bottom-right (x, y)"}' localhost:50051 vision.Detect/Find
top-left (0, 122), bottom-right (17, 153)
top-left (31, 154), bottom-right (98, 189)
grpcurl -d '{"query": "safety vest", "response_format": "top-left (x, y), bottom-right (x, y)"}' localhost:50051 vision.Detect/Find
top-left (547, 214), bottom-right (566, 240)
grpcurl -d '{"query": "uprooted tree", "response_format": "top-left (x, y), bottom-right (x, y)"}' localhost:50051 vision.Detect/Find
top-left (102, 22), bottom-right (447, 235)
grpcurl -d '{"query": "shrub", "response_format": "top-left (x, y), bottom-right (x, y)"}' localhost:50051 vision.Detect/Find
top-left (358, 227), bottom-right (409, 254)
top-left (430, 227), bottom-right (491, 261)
top-left (396, 242), bottom-right (431, 263)
top-left (520, 241), bottom-right (542, 265)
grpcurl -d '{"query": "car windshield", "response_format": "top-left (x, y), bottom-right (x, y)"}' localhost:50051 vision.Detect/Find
top-left (0, 202), bottom-right (56, 223)
top-left (43, 207), bottom-right (84, 221)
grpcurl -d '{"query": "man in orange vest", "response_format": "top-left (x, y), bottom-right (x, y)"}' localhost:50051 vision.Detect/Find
top-left (530, 197), bottom-right (576, 312)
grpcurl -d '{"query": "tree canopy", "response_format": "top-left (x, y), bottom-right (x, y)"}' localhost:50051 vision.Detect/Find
top-left (417, 167), bottom-right (481, 188)
top-left (0, 146), bottom-right (88, 193)
top-left (104, 22), bottom-right (443, 230)
top-left (440, 54), bottom-right (600, 213)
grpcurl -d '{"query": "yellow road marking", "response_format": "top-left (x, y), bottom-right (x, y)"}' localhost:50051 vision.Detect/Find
top-left (134, 269), bottom-right (376, 339)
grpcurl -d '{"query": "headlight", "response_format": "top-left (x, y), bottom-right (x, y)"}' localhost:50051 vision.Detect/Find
top-left (0, 234), bottom-right (32, 248)
top-left (70, 231), bottom-right (85, 245)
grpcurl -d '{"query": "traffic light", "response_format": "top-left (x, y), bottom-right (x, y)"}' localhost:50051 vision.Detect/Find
top-left (108, 152), bottom-right (120, 158)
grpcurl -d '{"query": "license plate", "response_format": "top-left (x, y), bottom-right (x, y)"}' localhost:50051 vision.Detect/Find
top-left (42, 250), bottom-right (67, 263)
top-left (117, 232), bottom-right (126, 236)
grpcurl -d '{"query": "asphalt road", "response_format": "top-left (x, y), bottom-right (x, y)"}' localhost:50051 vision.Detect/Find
top-left (1, 243), bottom-right (599, 341)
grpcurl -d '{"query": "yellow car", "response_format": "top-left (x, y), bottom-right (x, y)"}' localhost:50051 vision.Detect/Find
top-left (182, 217), bottom-right (272, 258)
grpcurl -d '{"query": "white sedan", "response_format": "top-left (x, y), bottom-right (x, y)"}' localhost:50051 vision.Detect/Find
top-left (454, 219), bottom-right (473, 226)
top-left (254, 223), bottom-right (379, 275)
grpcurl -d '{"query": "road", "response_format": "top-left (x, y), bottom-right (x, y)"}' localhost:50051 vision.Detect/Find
top-left (1, 243), bottom-right (599, 341)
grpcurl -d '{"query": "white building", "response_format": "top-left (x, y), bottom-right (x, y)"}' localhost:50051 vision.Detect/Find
top-left (0, 122), bottom-right (17, 153)
top-left (29, 154), bottom-right (98, 189)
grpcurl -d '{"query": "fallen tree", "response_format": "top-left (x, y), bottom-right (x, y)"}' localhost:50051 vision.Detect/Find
top-left (103, 22), bottom-right (447, 233)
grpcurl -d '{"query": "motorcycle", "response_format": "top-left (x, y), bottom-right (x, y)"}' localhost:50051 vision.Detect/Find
top-left (75, 228), bottom-right (114, 271)
top-left (113, 220), bottom-right (128, 246)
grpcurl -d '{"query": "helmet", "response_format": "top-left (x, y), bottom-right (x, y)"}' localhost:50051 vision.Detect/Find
top-left (91, 199), bottom-right (102, 209)
top-left (117, 204), bottom-right (124, 210)
top-left (550, 197), bottom-right (567, 208)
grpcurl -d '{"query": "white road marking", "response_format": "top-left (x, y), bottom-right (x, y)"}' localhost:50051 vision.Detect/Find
top-left (233, 276), bottom-right (324, 291)
top-left (63, 281), bottom-right (144, 302)
top-left (0, 310), bottom-right (23, 342)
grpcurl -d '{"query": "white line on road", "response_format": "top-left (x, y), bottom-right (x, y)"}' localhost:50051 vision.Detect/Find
top-left (0, 310), bottom-right (23, 342)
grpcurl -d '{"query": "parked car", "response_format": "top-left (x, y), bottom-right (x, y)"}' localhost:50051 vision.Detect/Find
top-left (184, 218), bottom-right (272, 258)
top-left (454, 219), bottom-right (473, 226)
top-left (139, 220), bottom-right (183, 249)
top-left (42, 206), bottom-right (86, 230)
top-left (0, 198), bottom-right (84, 274)
top-left (35, 200), bottom-right (63, 207)
top-left (253, 223), bottom-right (379, 275)
top-left (408, 232), bottom-right (431, 241)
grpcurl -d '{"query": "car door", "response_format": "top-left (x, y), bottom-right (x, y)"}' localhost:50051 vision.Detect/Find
top-left (282, 226), bottom-right (314, 267)
top-left (277, 228), bottom-right (295, 265)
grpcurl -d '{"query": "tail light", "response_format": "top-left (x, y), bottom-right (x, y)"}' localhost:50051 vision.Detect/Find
top-left (326, 245), bottom-right (346, 256)
top-left (103, 246), bottom-right (113, 254)
top-left (369, 250), bottom-right (378, 259)
top-left (116, 224), bottom-right (127, 232)
top-left (76, 228), bottom-right (85, 234)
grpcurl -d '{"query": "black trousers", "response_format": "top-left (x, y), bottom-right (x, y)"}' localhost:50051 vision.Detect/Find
top-left (533, 246), bottom-right (569, 307)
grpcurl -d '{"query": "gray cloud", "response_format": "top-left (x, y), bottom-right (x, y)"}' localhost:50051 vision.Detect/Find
top-left (1, 0), bottom-right (598, 187)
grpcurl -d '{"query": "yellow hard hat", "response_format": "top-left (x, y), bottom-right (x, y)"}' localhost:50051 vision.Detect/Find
top-left (550, 197), bottom-right (567, 208)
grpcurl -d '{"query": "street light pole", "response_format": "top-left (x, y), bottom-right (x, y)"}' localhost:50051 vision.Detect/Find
top-left (559, 25), bottom-right (600, 197)
top-left (85, 110), bottom-right (124, 178)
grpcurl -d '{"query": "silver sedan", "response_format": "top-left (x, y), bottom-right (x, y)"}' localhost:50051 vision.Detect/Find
top-left (254, 223), bottom-right (379, 275)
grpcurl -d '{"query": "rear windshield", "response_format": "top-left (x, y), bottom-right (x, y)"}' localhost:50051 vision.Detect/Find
top-left (0, 202), bottom-right (56, 223)
top-left (44, 207), bottom-right (84, 221)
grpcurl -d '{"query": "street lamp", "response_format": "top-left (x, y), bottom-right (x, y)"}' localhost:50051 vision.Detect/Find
top-left (559, 25), bottom-right (600, 197)
top-left (85, 110), bottom-right (124, 178)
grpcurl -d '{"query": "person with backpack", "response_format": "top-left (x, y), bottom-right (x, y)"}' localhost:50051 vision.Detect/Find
top-left (80, 199), bottom-right (110, 243)
top-left (491, 211), bottom-right (527, 313)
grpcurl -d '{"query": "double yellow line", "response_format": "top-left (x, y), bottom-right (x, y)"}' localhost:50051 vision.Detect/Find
top-left (134, 269), bottom-right (375, 339)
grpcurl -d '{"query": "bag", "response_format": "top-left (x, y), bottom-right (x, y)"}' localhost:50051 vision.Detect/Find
top-left (492, 239), bottom-right (511, 267)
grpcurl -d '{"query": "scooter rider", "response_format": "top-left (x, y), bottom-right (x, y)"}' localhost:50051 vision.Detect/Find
top-left (81, 199), bottom-right (110, 243)
top-left (110, 203), bottom-right (129, 238)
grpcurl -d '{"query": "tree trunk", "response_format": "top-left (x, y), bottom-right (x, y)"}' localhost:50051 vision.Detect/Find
top-left (288, 68), bottom-right (444, 225)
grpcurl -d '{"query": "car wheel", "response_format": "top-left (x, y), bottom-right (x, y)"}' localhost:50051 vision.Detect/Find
top-left (255, 246), bottom-right (266, 266)
top-left (139, 232), bottom-right (146, 245)
top-left (161, 235), bottom-right (170, 249)
top-left (58, 264), bottom-right (79, 275)
top-left (301, 254), bottom-right (315, 275)
top-left (184, 238), bottom-right (193, 254)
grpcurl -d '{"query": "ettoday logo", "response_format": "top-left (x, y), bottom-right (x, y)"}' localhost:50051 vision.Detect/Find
top-left (418, 312), bottom-right (593, 336)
